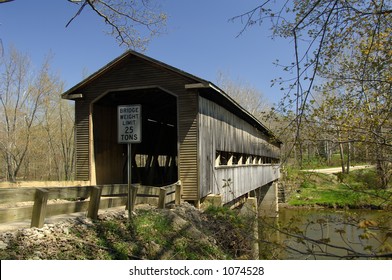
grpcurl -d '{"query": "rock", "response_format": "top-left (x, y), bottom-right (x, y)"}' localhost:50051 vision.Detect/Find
top-left (33, 251), bottom-right (43, 259)
top-left (0, 240), bottom-right (8, 249)
top-left (34, 233), bottom-right (45, 239)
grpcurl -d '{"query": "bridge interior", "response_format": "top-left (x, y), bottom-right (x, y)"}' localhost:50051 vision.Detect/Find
top-left (92, 87), bottom-right (178, 186)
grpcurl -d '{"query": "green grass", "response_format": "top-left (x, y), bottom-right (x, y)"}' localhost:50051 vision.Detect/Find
top-left (286, 169), bottom-right (392, 209)
top-left (131, 209), bottom-right (227, 259)
top-left (300, 154), bottom-right (368, 170)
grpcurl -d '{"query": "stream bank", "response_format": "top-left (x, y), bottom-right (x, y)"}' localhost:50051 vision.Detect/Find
top-left (0, 203), bottom-right (255, 260)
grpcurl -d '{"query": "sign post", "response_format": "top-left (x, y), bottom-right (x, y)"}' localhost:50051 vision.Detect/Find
top-left (118, 104), bottom-right (142, 219)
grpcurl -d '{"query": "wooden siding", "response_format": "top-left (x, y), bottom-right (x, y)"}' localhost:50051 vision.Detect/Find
top-left (215, 165), bottom-right (280, 204)
top-left (198, 97), bottom-right (280, 202)
top-left (178, 90), bottom-right (199, 201)
top-left (75, 101), bottom-right (90, 180)
top-left (73, 54), bottom-right (200, 200)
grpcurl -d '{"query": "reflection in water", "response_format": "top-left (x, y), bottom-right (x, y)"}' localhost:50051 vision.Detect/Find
top-left (259, 208), bottom-right (392, 259)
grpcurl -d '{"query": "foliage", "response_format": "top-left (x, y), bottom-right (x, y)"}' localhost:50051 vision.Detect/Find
top-left (234, 0), bottom-right (392, 118)
top-left (233, 1), bottom-right (392, 182)
top-left (202, 205), bottom-right (256, 259)
top-left (287, 169), bottom-right (392, 209)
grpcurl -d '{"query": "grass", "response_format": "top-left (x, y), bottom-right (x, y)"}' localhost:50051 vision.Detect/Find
top-left (286, 168), bottom-right (392, 209)
top-left (300, 154), bottom-right (368, 170)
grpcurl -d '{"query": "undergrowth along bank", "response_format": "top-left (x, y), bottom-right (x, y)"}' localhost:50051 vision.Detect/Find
top-left (0, 203), bottom-right (256, 260)
top-left (284, 168), bottom-right (392, 209)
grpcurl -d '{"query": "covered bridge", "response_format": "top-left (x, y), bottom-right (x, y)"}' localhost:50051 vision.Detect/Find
top-left (62, 51), bottom-right (281, 206)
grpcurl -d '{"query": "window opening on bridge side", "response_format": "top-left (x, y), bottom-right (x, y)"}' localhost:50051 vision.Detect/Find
top-left (215, 150), bottom-right (279, 167)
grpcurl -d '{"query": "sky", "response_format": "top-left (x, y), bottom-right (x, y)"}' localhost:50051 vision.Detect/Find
top-left (0, 0), bottom-right (294, 106)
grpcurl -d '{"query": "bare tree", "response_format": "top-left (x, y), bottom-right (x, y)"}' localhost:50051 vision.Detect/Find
top-left (42, 88), bottom-right (75, 180)
top-left (66, 0), bottom-right (167, 50)
top-left (232, 1), bottom-right (392, 173)
top-left (0, 0), bottom-right (166, 51)
top-left (216, 71), bottom-right (270, 121)
top-left (0, 48), bottom-right (54, 181)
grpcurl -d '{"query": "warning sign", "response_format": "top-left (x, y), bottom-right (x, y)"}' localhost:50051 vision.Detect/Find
top-left (118, 104), bottom-right (142, 143)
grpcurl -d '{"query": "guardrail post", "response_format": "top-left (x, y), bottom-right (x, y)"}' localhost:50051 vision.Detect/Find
top-left (126, 184), bottom-right (139, 213)
top-left (158, 187), bottom-right (167, 209)
top-left (87, 186), bottom-right (102, 220)
top-left (31, 188), bottom-right (49, 228)
top-left (175, 181), bottom-right (182, 205)
top-left (130, 184), bottom-right (139, 212)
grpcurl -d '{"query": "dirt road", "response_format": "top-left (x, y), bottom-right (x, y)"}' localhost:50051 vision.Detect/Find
top-left (301, 165), bottom-right (374, 175)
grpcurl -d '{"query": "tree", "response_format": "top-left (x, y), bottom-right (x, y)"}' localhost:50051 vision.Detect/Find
top-left (307, 91), bottom-right (357, 173)
top-left (216, 71), bottom-right (270, 121)
top-left (0, 0), bottom-right (167, 51)
top-left (0, 47), bottom-right (74, 182)
top-left (42, 83), bottom-right (75, 180)
top-left (0, 48), bottom-right (51, 181)
top-left (233, 1), bottom-right (392, 180)
top-left (233, 0), bottom-right (392, 114)
top-left (225, 2), bottom-right (392, 260)
top-left (314, 25), bottom-right (392, 186)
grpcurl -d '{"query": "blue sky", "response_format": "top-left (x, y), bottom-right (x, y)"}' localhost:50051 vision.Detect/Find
top-left (0, 0), bottom-right (293, 105)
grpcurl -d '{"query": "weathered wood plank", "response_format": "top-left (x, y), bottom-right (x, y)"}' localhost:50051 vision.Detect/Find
top-left (100, 184), bottom-right (166, 197)
top-left (47, 187), bottom-right (91, 200)
top-left (0, 188), bottom-right (36, 204)
top-left (100, 184), bottom-right (128, 196)
top-left (30, 189), bottom-right (49, 228)
top-left (45, 201), bottom-right (90, 217)
top-left (0, 181), bottom-right (181, 225)
top-left (0, 187), bottom-right (91, 205)
top-left (158, 188), bottom-right (167, 209)
top-left (87, 186), bottom-right (102, 220)
top-left (44, 197), bottom-right (128, 219)
top-left (0, 206), bottom-right (33, 223)
top-left (175, 182), bottom-right (182, 205)
top-left (134, 186), bottom-right (160, 197)
top-left (98, 197), bottom-right (127, 210)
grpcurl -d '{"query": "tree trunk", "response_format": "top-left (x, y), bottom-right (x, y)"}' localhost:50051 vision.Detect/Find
top-left (338, 141), bottom-right (345, 174)
top-left (346, 142), bottom-right (351, 174)
top-left (336, 129), bottom-right (345, 173)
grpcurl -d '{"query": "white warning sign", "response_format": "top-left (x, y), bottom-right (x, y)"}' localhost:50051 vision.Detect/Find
top-left (118, 104), bottom-right (142, 143)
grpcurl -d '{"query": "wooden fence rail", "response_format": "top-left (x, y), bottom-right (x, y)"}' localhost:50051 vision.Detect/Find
top-left (0, 181), bottom-right (182, 228)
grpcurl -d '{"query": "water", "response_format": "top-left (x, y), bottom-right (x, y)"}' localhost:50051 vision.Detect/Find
top-left (258, 208), bottom-right (392, 259)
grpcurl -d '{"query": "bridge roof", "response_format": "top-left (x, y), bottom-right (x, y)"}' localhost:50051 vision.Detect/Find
top-left (62, 50), bottom-right (282, 145)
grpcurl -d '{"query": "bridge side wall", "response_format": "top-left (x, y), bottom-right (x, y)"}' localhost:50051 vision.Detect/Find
top-left (198, 97), bottom-right (280, 204)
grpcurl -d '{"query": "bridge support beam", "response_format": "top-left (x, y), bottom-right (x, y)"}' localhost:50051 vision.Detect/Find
top-left (257, 181), bottom-right (279, 218)
top-left (239, 197), bottom-right (259, 259)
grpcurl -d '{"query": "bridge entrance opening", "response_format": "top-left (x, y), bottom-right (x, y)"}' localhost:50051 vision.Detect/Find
top-left (92, 87), bottom-right (178, 186)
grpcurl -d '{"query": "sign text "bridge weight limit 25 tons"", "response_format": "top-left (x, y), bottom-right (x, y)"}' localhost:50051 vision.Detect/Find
top-left (118, 105), bottom-right (142, 143)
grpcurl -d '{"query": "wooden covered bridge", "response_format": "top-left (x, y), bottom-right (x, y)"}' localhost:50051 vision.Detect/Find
top-left (62, 51), bottom-right (281, 209)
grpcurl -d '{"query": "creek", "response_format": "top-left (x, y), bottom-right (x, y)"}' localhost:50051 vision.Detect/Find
top-left (259, 207), bottom-right (392, 260)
